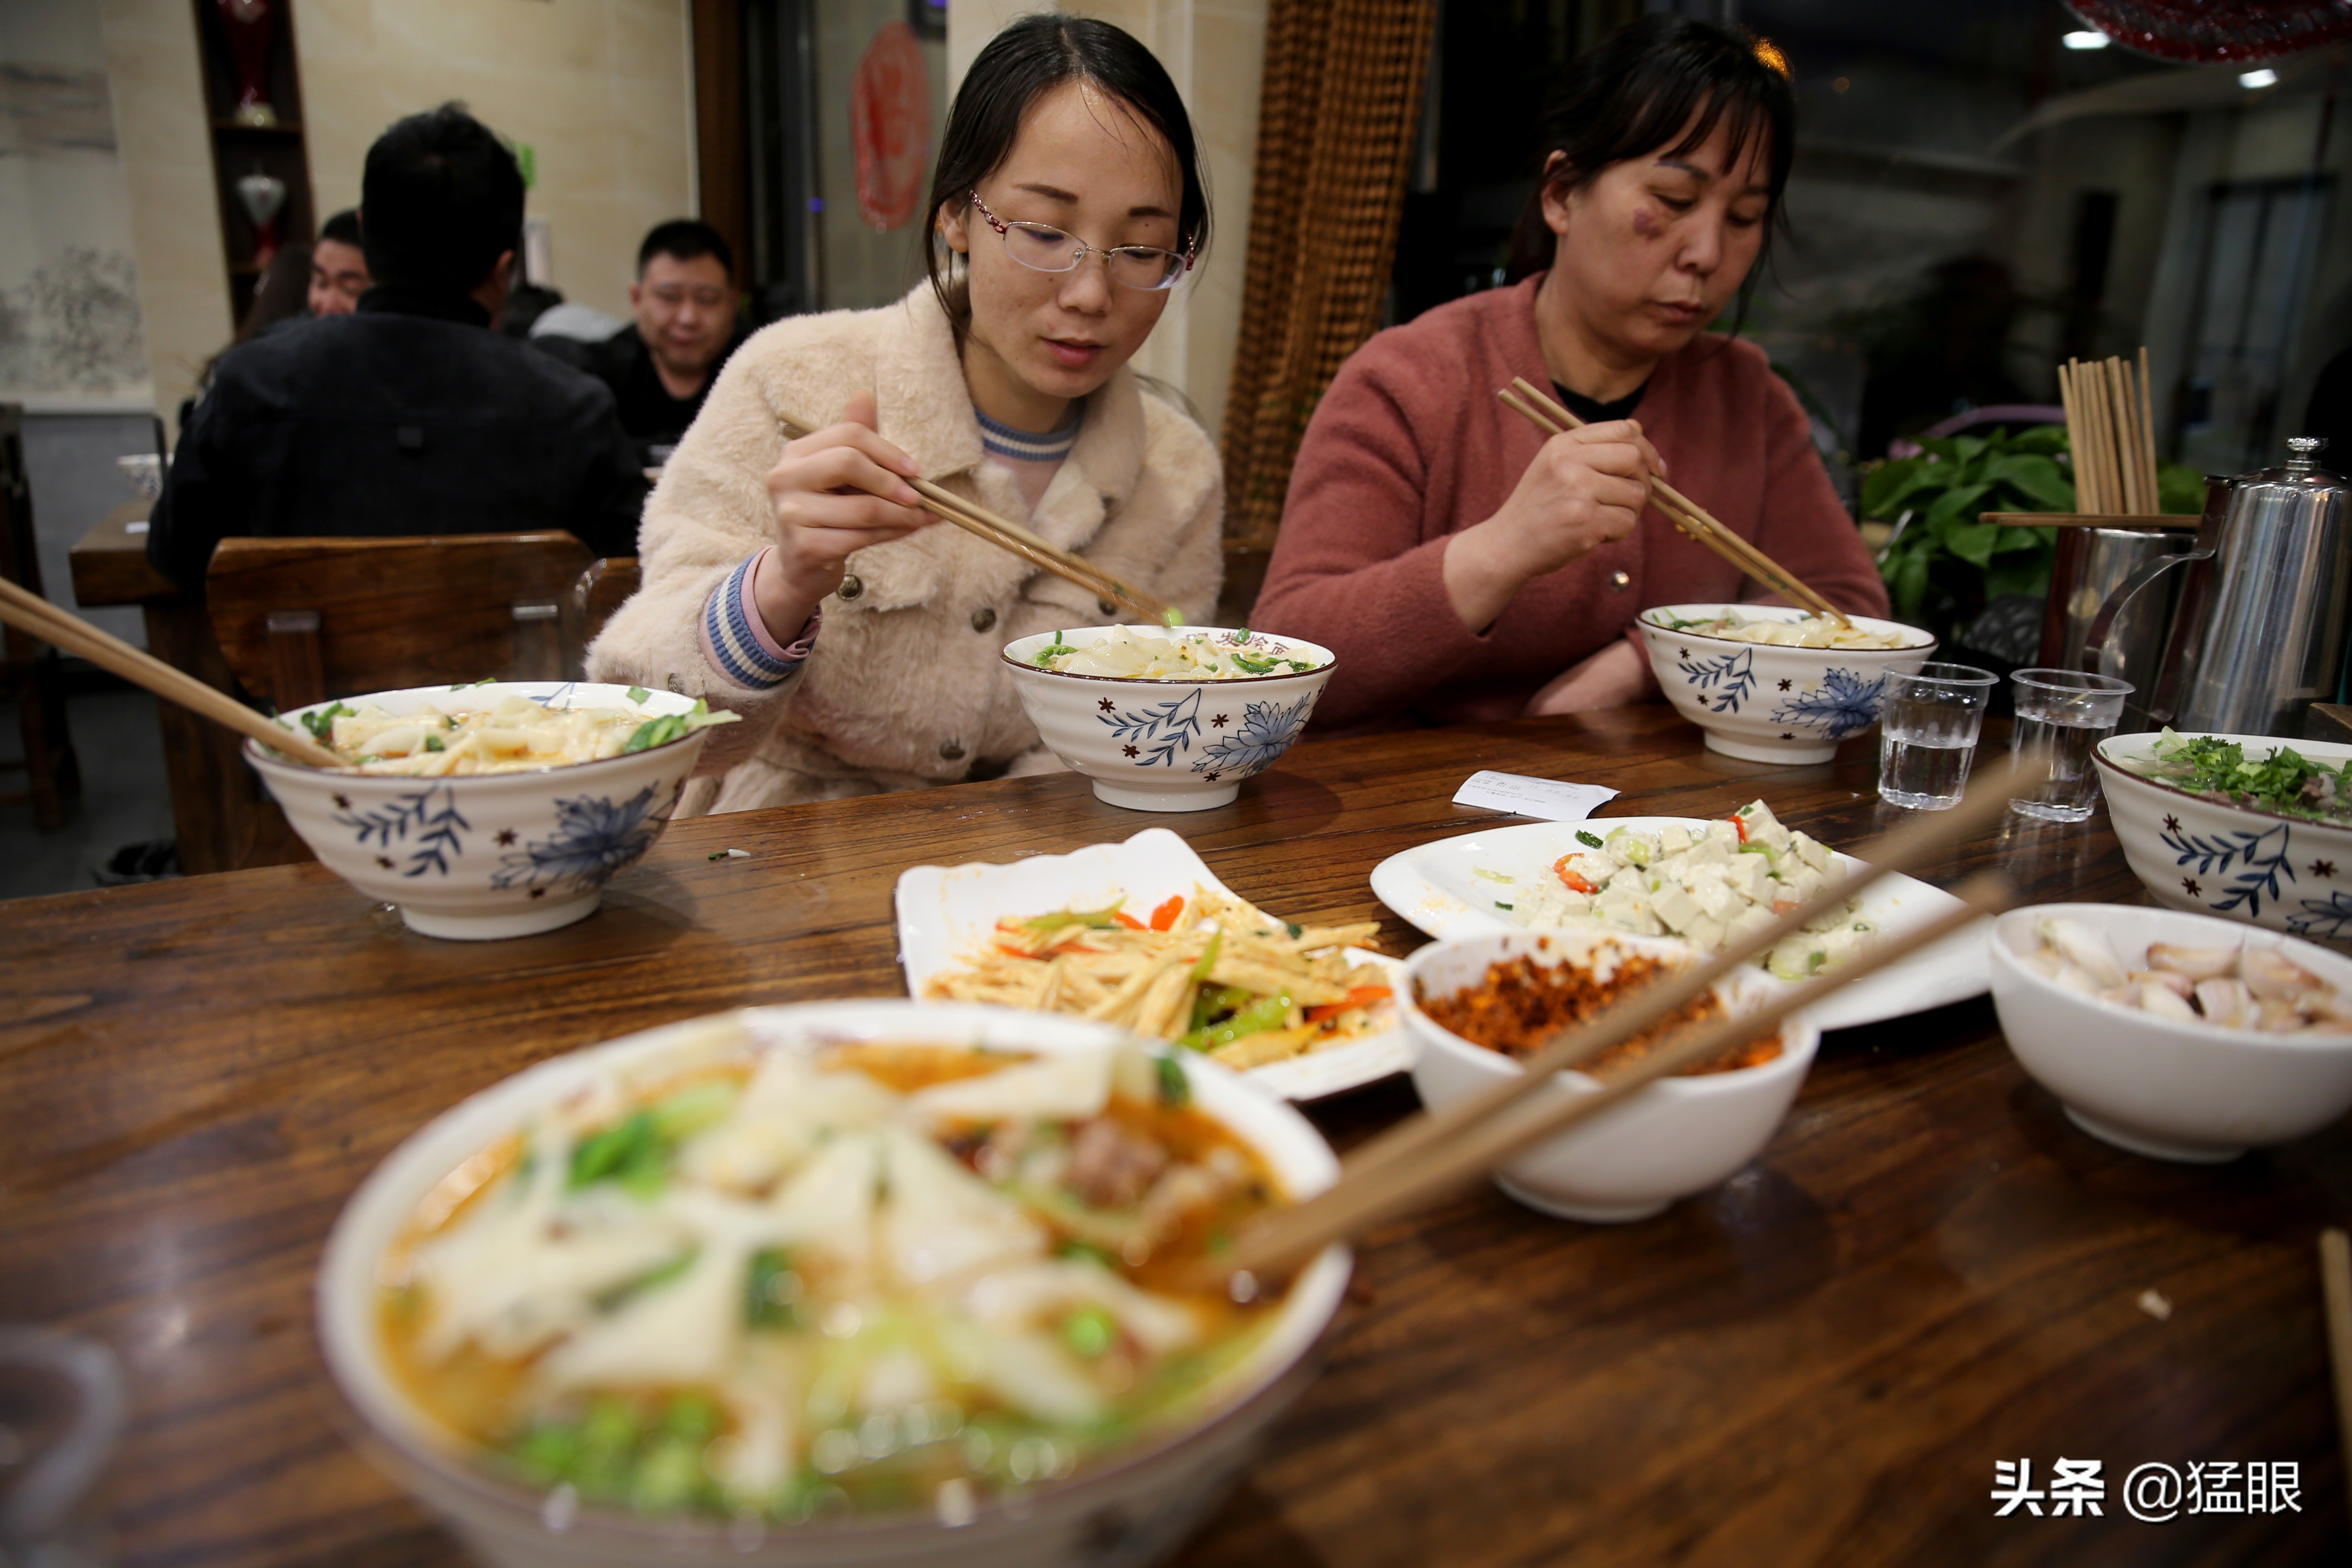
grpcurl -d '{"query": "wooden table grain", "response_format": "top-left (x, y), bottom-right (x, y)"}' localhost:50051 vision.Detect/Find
top-left (1, 706), bottom-right (2342, 1566)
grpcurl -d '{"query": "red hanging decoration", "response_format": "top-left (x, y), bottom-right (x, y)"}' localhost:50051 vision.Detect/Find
top-left (2066, 0), bottom-right (2352, 63)
top-left (852, 21), bottom-right (929, 232)
top-left (214, 0), bottom-right (279, 127)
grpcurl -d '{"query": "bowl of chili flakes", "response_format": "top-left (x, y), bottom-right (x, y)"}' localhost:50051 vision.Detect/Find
top-left (1400, 927), bottom-right (1818, 1222)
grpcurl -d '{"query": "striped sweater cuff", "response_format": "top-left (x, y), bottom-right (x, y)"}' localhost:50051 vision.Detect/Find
top-left (701, 551), bottom-right (818, 689)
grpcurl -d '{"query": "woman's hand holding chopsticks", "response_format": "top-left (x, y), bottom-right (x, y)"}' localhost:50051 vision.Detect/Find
top-left (755, 389), bottom-right (943, 642)
top-left (1441, 417), bottom-right (1668, 633)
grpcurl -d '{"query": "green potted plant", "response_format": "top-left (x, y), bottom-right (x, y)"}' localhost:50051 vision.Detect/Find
top-left (1863, 427), bottom-right (2202, 646)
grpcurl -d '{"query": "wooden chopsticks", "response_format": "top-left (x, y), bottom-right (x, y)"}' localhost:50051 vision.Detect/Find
top-left (0, 576), bottom-right (344, 768)
top-left (2056, 350), bottom-right (2160, 517)
top-left (2321, 1228), bottom-right (2352, 1531)
top-left (776, 412), bottom-right (1177, 626)
top-left (1498, 377), bottom-right (1851, 627)
top-left (1208, 763), bottom-right (2018, 1288)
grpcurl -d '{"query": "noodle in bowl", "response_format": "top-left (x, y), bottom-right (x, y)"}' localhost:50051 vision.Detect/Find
top-left (316, 1000), bottom-right (1350, 1568)
top-left (246, 682), bottom-right (720, 940)
top-left (1637, 604), bottom-right (1935, 765)
top-left (1002, 627), bottom-right (1338, 813)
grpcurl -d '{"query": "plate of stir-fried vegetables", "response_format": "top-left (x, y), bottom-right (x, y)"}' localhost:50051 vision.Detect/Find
top-left (897, 829), bottom-right (1405, 1100)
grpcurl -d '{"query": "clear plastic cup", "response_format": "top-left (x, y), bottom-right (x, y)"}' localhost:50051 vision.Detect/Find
top-left (2008, 668), bottom-right (2133, 823)
top-left (1876, 662), bottom-right (1999, 810)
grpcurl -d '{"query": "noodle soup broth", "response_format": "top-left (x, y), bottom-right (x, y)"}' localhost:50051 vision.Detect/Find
top-left (318, 1002), bottom-right (1349, 1567)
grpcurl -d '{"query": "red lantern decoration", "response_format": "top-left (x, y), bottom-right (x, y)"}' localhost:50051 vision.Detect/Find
top-left (852, 21), bottom-right (929, 233)
top-left (2066, 0), bottom-right (2352, 62)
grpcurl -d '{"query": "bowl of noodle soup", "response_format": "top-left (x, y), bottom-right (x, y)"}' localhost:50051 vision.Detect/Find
top-left (1001, 627), bottom-right (1337, 813)
top-left (1637, 604), bottom-right (1934, 765)
top-left (315, 999), bottom-right (1350, 1568)
top-left (246, 681), bottom-right (727, 940)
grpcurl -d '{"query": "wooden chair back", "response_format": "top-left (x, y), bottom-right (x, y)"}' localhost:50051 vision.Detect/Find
top-left (575, 555), bottom-right (641, 650)
top-left (206, 533), bottom-right (596, 708)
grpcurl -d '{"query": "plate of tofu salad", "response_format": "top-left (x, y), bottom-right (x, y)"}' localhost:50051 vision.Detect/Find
top-left (1368, 800), bottom-right (1989, 1031)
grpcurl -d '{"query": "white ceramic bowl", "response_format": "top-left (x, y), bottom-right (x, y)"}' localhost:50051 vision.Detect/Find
top-left (2093, 731), bottom-right (2352, 939)
top-left (1399, 928), bottom-right (1819, 1222)
top-left (116, 452), bottom-right (163, 501)
top-left (1000, 627), bottom-right (1336, 812)
top-left (1988, 903), bottom-right (2352, 1161)
top-left (246, 682), bottom-right (715, 940)
top-left (316, 1000), bottom-right (1349, 1568)
top-left (1637, 603), bottom-right (1935, 764)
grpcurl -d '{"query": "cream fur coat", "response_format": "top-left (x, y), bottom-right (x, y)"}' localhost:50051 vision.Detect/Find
top-left (586, 284), bottom-right (1224, 816)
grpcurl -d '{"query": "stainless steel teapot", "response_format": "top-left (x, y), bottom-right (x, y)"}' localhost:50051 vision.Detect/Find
top-left (2089, 436), bottom-right (2349, 737)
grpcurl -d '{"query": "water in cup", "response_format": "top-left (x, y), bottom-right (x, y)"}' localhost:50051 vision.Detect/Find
top-left (1879, 729), bottom-right (1975, 809)
top-left (2007, 668), bottom-right (2132, 823)
top-left (1876, 663), bottom-right (1998, 810)
top-left (2008, 712), bottom-right (2111, 821)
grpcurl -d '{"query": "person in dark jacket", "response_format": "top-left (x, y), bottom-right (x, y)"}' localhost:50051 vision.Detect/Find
top-left (535, 219), bottom-right (747, 469)
top-left (148, 103), bottom-right (645, 593)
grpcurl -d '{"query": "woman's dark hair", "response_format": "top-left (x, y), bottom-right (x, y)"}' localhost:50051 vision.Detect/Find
top-left (361, 103), bottom-right (526, 296)
top-left (924, 15), bottom-right (1209, 339)
top-left (1504, 15), bottom-right (1795, 305)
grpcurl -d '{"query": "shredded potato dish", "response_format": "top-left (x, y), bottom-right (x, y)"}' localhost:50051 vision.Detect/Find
top-left (1648, 608), bottom-right (1921, 650)
top-left (300, 689), bottom-right (736, 776)
top-left (1030, 627), bottom-right (1327, 681)
top-left (923, 888), bottom-right (1392, 1070)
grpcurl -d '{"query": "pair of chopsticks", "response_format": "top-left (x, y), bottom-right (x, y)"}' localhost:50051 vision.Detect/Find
top-left (776, 412), bottom-right (1176, 626)
top-left (1496, 377), bottom-right (1851, 627)
top-left (1208, 766), bottom-right (2021, 1288)
top-left (0, 575), bottom-right (343, 768)
top-left (2058, 350), bottom-right (2161, 516)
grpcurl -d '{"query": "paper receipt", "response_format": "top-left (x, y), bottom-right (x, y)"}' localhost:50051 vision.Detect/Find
top-left (1451, 771), bottom-right (1620, 822)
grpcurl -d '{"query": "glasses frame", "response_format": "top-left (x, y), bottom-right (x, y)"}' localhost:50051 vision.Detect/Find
top-left (965, 190), bottom-right (1195, 291)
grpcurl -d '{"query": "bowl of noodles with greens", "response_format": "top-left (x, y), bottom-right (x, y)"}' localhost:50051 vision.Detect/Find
top-left (315, 998), bottom-right (1349, 1568)
top-left (246, 681), bottom-right (736, 940)
top-left (1002, 626), bottom-right (1337, 813)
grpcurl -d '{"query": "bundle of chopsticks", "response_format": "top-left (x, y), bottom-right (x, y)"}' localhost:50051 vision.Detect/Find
top-left (1199, 765), bottom-right (2020, 1290)
top-left (778, 412), bottom-right (1175, 625)
top-left (2058, 351), bottom-right (2161, 516)
top-left (1496, 378), bottom-right (1848, 626)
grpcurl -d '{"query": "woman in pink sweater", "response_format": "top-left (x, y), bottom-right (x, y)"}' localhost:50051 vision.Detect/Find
top-left (1254, 17), bottom-right (1887, 733)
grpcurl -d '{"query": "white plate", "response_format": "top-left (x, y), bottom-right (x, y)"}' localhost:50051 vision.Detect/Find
top-left (896, 828), bottom-right (1410, 1101)
top-left (1368, 817), bottom-right (1989, 1031)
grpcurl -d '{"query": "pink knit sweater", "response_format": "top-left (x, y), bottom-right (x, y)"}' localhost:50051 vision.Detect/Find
top-left (1252, 275), bottom-right (1889, 732)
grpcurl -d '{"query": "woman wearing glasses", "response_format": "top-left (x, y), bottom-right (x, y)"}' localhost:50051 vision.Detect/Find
top-left (589, 15), bottom-right (1218, 813)
top-left (1253, 17), bottom-right (1887, 733)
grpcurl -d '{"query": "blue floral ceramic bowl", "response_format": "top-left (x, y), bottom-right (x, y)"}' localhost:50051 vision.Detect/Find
top-left (2095, 731), bottom-right (2352, 940)
top-left (1637, 603), bottom-right (1935, 765)
top-left (246, 681), bottom-right (715, 940)
top-left (1002, 626), bottom-right (1337, 812)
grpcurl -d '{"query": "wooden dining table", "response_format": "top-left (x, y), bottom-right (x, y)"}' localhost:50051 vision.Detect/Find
top-left (0, 705), bottom-right (2341, 1565)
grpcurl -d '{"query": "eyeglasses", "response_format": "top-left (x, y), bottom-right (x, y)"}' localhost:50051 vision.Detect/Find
top-left (966, 191), bottom-right (1193, 292)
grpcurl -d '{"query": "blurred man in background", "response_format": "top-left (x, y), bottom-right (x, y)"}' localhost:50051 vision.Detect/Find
top-left (307, 209), bottom-right (370, 317)
top-left (149, 103), bottom-right (645, 592)
top-left (537, 219), bottom-right (747, 468)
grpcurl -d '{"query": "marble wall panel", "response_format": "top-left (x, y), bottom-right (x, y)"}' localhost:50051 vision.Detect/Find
top-left (94, 0), bottom-right (227, 425)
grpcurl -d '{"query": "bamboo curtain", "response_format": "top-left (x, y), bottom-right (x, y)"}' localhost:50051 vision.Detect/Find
top-left (1221, 0), bottom-right (1438, 546)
